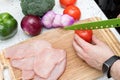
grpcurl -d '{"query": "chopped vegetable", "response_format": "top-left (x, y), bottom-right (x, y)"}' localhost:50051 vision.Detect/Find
top-left (42, 11), bottom-right (75, 28)
top-left (52, 14), bottom-right (62, 28)
top-left (75, 30), bottom-right (93, 43)
top-left (21, 15), bottom-right (42, 36)
top-left (42, 11), bottom-right (56, 28)
top-left (61, 14), bottom-right (75, 27)
top-left (63, 5), bottom-right (81, 21)
top-left (0, 12), bottom-right (18, 40)
top-left (59, 0), bottom-right (77, 8)
top-left (20, 0), bottom-right (55, 17)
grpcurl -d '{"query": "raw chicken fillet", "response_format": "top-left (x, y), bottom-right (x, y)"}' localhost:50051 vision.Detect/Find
top-left (4, 40), bottom-right (66, 80)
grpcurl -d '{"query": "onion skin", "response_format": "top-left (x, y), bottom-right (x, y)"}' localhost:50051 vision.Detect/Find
top-left (61, 14), bottom-right (75, 27)
top-left (41, 11), bottom-right (56, 28)
top-left (52, 14), bottom-right (62, 28)
top-left (42, 11), bottom-right (75, 28)
top-left (21, 15), bottom-right (42, 36)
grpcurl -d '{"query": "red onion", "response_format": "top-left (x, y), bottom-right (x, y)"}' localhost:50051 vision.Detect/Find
top-left (52, 14), bottom-right (62, 28)
top-left (41, 11), bottom-right (56, 28)
top-left (61, 14), bottom-right (75, 27)
top-left (21, 15), bottom-right (42, 36)
top-left (42, 11), bottom-right (75, 28)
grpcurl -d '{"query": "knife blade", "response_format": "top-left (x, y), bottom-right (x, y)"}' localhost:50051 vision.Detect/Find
top-left (64, 18), bottom-right (120, 30)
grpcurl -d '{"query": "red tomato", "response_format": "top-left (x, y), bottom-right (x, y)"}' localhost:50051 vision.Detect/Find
top-left (59, 0), bottom-right (77, 8)
top-left (63, 5), bottom-right (81, 21)
top-left (75, 30), bottom-right (93, 43)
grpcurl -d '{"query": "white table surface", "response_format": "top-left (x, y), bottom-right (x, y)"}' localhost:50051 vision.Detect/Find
top-left (0, 0), bottom-right (119, 80)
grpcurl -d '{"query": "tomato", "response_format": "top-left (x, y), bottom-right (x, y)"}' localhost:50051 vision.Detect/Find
top-left (59, 0), bottom-right (77, 8)
top-left (63, 5), bottom-right (81, 21)
top-left (75, 30), bottom-right (93, 43)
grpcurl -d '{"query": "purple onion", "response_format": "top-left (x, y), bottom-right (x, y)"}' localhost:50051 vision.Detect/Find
top-left (52, 14), bottom-right (62, 28)
top-left (61, 14), bottom-right (75, 27)
top-left (21, 15), bottom-right (42, 36)
top-left (41, 10), bottom-right (56, 28)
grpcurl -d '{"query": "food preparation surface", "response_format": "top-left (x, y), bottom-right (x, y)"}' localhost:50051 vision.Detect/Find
top-left (0, 0), bottom-right (120, 80)
top-left (0, 17), bottom-right (120, 80)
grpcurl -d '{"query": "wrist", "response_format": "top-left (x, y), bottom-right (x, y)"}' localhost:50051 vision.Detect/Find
top-left (102, 55), bottom-right (120, 78)
top-left (111, 60), bottom-right (120, 79)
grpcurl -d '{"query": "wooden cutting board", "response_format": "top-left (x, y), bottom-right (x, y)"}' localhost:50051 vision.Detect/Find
top-left (0, 17), bottom-right (120, 80)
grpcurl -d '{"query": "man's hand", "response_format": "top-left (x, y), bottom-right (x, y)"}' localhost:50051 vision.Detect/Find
top-left (73, 34), bottom-right (114, 70)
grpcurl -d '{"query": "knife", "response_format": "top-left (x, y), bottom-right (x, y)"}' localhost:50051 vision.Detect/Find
top-left (64, 18), bottom-right (120, 30)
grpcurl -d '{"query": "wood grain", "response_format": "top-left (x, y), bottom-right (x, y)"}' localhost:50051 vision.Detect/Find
top-left (0, 17), bottom-right (120, 80)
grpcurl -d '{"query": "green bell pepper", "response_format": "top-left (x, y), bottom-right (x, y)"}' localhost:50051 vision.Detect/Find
top-left (0, 12), bottom-right (18, 40)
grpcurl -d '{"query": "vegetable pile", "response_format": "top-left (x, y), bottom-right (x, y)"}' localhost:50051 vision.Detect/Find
top-left (20, 0), bottom-right (82, 36)
top-left (0, 12), bottom-right (18, 40)
top-left (20, 0), bottom-right (84, 37)
top-left (0, 0), bottom-right (86, 40)
top-left (41, 0), bottom-right (81, 28)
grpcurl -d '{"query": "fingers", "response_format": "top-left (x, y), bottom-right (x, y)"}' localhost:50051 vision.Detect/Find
top-left (92, 35), bottom-right (104, 45)
top-left (74, 34), bottom-right (92, 50)
top-left (72, 40), bottom-right (85, 60)
top-left (92, 35), bottom-right (100, 44)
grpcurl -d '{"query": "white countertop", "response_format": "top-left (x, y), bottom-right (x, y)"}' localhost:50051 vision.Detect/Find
top-left (0, 0), bottom-right (119, 80)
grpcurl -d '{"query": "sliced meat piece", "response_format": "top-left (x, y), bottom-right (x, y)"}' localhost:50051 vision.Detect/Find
top-left (11, 57), bottom-right (34, 70)
top-left (4, 39), bottom-right (67, 80)
top-left (34, 48), bottom-right (66, 79)
top-left (47, 59), bottom-right (66, 80)
top-left (4, 43), bottom-right (28, 59)
top-left (33, 75), bottom-right (45, 80)
top-left (22, 70), bottom-right (35, 80)
top-left (4, 40), bottom-right (52, 59)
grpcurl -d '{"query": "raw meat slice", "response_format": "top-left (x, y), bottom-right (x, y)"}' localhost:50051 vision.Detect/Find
top-left (4, 43), bottom-right (28, 59)
top-left (11, 57), bottom-right (34, 70)
top-left (33, 55), bottom-right (66, 80)
top-left (22, 70), bottom-right (35, 80)
top-left (4, 40), bottom-right (52, 59)
top-left (34, 48), bottom-right (66, 79)
top-left (33, 75), bottom-right (45, 80)
top-left (4, 39), bottom-right (67, 80)
top-left (47, 59), bottom-right (66, 80)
